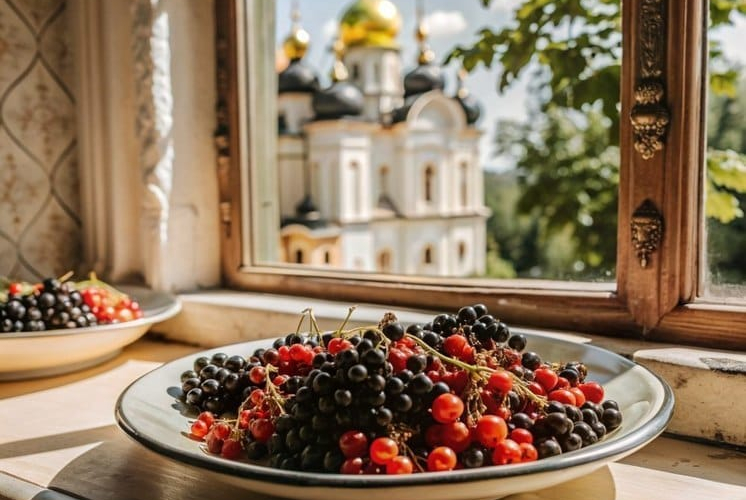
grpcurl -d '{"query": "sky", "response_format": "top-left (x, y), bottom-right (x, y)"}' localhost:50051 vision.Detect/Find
top-left (275, 0), bottom-right (746, 172)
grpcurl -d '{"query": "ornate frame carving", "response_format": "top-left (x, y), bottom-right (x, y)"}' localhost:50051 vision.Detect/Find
top-left (630, 0), bottom-right (670, 160)
top-left (631, 199), bottom-right (664, 268)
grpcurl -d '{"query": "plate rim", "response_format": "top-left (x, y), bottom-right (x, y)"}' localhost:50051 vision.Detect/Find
top-left (115, 333), bottom-right (675, 488)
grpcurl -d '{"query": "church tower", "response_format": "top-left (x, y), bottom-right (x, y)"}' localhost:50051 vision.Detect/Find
top-left (339, 0), bottom-right (404, 120)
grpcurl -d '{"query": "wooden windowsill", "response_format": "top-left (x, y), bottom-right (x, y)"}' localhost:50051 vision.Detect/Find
top-left (0, 337), bottom-right (744, 500)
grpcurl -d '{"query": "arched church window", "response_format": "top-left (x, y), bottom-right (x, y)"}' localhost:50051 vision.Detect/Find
top-left (379, 166), bottom-right (389, 196)
top-left (351, 63), bottom-right (360, 81)
top-left (378, 250), bottom-right (392, 273)
top-left (295, 249), bottom-right (304, 264)
top-left (458, 241), bottom-right (467, 261)
top-left (460, 161), bottom-right (468, 207)
top-left (324, 250), bottom-right (331, 264)
top-left (424, 165), bottom-right (435, 202)
top-left (350, 161), bottom-right (361, 215)
top-left (423, 245), bottom-right (433, 265)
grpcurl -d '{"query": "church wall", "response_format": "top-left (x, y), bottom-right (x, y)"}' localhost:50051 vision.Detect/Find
top-left (278, 136), bottom-right (305, 217)
top-left (370, 220), bottom-right (400, 273)
top-left (278, 93), bottom-right (314, 134)
top-left (370, 131), bottom-right (396, 207)
top-left (340, 226), bottom-right (374, 271)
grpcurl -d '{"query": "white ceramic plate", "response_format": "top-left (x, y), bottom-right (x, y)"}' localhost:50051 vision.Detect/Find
top-left (116, 333), bottom-right (674, 500)
top-left (0, 286), bottom-right (180, 380)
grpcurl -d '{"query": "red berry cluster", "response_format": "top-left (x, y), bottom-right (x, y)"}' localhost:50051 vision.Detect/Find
top-left (179, 305), bottom-right (622, 474)
top-left (80, 286), bottom-right (143, 324)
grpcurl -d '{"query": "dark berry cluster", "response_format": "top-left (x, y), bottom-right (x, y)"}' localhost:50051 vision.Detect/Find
top-left (0, 276), bottom-right (143, 333)
top-left (177, 305), bottom-right (623, 474)
top-left (1, 278), bottom-right (97, 333)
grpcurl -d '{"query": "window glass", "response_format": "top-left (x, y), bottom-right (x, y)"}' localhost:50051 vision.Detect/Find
top-left (273, 0), bottom-right (620, 281)
top-left (704, 7), bottom-right (746, 298)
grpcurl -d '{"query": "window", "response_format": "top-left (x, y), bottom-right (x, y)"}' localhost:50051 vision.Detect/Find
top-left (216, 0), bottom-right (746, 351)
top-left (458, 241), bottom-right (467, 262)
top-left (324, 250), bottom-right (331, 264)
top-left (423, 246), bottom-right (433, 265)
top-left (349, 161), bottom-right (360, 216)
top-left (378, 250), bottom-right (392, 273)
top-left (424, 165), bottom-right (434, 203)
top-left (379, 166), bottom-right (389, 197)
top-left (295, 249), bottom-right (304, 264)
top-left (460, 161), bottom-right (468, 208)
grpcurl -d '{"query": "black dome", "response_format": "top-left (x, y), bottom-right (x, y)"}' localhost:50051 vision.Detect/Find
top-left (456, 92), bottom-right (481, 125)
top-left (312, 82), bottom-right (364, 120)
top-left (403, 63), bottom-right (445, 98)
top-left (391, 95), bottom-right (418, 123)
top-left (278, 59), bottom-right (319, 94)
top-left (296, 194), bottom-right (319, 217)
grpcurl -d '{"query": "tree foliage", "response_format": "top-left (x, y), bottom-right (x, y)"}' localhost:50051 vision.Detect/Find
top-left (448, 0), bottom-right (746, 279)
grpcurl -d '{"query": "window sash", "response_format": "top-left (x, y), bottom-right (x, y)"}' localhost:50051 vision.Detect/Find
top-left (214, 0), bottom-right (746, 351)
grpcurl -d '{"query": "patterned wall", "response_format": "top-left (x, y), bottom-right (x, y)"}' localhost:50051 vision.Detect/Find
top-left (0, 0), bottom-right (80, 281)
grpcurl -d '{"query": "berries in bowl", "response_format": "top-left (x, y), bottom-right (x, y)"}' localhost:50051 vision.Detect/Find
top-left (0, 274), bottom-right (180, 380)
top-left (116, 305), bottom-right (673, 500)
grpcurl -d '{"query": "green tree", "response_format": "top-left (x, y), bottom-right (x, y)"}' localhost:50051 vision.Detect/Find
top-left (706, 76), bottom-right (746, 285)
top-left (448, 0), bottom-right (746, 278)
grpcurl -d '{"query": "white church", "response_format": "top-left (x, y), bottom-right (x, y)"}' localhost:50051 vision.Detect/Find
top-left (277, 0), bottom-right (489, 277)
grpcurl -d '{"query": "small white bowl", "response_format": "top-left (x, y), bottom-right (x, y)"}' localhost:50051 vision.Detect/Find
top-left (0, 286), bottom-right (180, 380)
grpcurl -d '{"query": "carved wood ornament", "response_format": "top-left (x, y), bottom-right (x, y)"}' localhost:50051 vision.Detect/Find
top-left (630, 0), bottom-right (670, 160)
top-left (631, 199), bottom-right (664, 268)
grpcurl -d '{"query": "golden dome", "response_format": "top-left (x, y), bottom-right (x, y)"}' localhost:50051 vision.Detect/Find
top-left (283, 25), bottom-right (310, 60)
top-left (339, 0), bottom-right (401, 49)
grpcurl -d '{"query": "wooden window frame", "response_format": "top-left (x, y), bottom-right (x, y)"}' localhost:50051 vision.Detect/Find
top-left (214, 0), bottom-right (746, 350)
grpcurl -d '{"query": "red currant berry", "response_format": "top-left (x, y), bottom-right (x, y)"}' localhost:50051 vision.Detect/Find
top-left (386, 456), bottom-right (414, 474)
top-left (475, 415), bottom-right (508, 448)
top-left (427, 446), bottom-right (457, 471)
top-left (441, 421), bottom-right (472, 453)
top-left (340, 457), bottom-right (365, 474)
top-left (212, 422), bottom-right (231, 440)
top-left (197, 411), bottom-right (215, 428)
top-left (519, 443), bottom-right (538, 462)
top-left (431, 393), bottom-right (465, 424)
top-left (509, 428), bottom-right (533, 444)
top-left (487, 371), bottom-right (513, 395)
top-left (339, 430), bottom-right (368, 459)
top-left (443, 335), bottom-right (467, 357)
top-left (492, 439), bottom-right (522, 465)
top-left (578, 382), bottom-right (605, 404)
top-left (190, 419), bottom-right (209, 438)
top-left (221, 438), bottom-right (242, 459)
top-left (534, 368), bottom-right (559, 392)
top-left (206, 433), bottom-right (224, 454)
top-left (548, 389), bottom-right (576, 406)
top-left (569, 387), bottom-right (586, 407)
top-left (369, 437), bottom-right (398, 465)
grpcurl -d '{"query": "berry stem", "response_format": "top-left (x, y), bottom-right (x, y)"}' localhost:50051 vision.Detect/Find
top-left (404, 333), bottom-right (547, 408)
top-left (334, 306), bottom-right (357, 337)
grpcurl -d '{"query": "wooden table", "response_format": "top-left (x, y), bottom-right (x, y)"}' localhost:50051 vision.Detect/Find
top-left (1, 337), bottom-right (745, 500)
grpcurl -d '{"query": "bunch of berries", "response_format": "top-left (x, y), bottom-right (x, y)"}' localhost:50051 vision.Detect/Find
top-left (178, 305), bottom-right (622, 474)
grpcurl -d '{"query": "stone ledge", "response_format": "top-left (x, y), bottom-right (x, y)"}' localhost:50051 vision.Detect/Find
top-left (151, 290), bottom-right (745, 447)
top-left (634, 348), bottom-right (746, 447)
